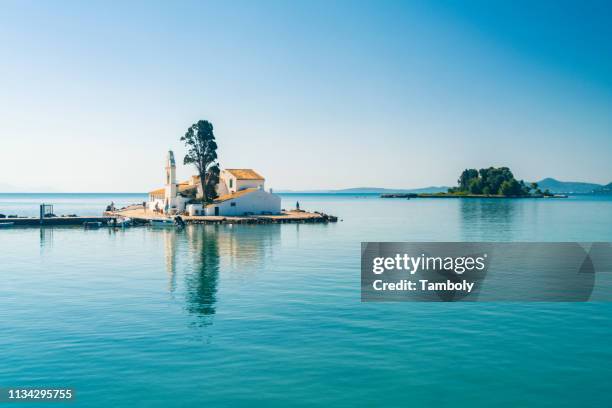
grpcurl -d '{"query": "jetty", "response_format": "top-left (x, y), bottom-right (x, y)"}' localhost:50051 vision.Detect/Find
top-left (0, 203), bottom-right (338, 228)
top-left (1, 216), bottom-right (113, 227)
top-left (107, 206), bottom-right (338, 225)
top-left (0, 204), bottom-right (113, 227)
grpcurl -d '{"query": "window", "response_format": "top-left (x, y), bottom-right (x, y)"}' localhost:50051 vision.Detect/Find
top-left (229, 179), bottom-right (233, 188)
top-left (230, 202), bottom-right (236, 207)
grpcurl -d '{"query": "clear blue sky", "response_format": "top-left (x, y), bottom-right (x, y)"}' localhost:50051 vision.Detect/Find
top-left (1, 0), bottom-right (610, 192)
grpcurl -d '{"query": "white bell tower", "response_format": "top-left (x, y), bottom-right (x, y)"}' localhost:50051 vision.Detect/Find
top-left (164, 150), bottom-right (177, 209)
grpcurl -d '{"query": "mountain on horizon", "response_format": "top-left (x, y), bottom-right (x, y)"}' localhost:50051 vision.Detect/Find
top-left (535, 178), bottom-right (604, 194)
top-left (279, 178), bottom-right (611, 195)
top-left (593, 182), bottom-right (612, 194)
top-left (276, 186), bottom-right (450, 194)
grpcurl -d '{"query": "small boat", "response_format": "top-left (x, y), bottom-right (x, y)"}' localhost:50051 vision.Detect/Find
top-left (84, 221), bottom-right (103, 229)
top-left (0, 222), bottom-right (15, 228)
top-left (150, 218), bottom-right (175, 227)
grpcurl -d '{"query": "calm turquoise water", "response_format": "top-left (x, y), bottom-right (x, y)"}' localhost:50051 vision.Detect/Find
top-left (1, 194), bottom-right (612, 407)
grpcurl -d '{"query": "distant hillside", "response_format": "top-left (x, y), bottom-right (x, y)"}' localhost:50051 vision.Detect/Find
top-left (332, 186), bottom-right (450, 194)
top-left (277, 186), bottom-right (450, 194)
top-left (593, 182), bottom-right (612, 194)
top-left (535, 178), bottom-right (602, 194)
top-left (277, 179), bottom-right (609, 195)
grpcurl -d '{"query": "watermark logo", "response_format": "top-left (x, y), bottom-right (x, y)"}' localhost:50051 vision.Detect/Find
top-left (361, 242), bottom-right (612, 302)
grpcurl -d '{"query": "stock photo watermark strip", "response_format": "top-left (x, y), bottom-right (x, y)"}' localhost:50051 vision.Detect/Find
top-left (361, 243), bottom-right (612, 302)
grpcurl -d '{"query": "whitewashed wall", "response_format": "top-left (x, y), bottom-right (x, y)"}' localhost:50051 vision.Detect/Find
top-left (187, 204), bottom-right (204, 216)
top-left (205, 190), bottom-right (281, 216)
top-left (216, 176), bottom-right (230, 196)
top-left (235, 179), bottom-right (264, 192)
top-left (221, 171), bottom-right (265, 194)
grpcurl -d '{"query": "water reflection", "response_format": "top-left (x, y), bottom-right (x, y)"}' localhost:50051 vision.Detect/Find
top-left (159, 224), bottom-right (281, 326)
top-left (459, 199), bottom-right (519, 241)
top-left (215, 225), bottom-right (281, 277)
top-left (163, 229), bottom-right (177, 293)
top-left (183, 225), bottom-right (220, 325)
top-left (39, 227), bottom-right (53, 251)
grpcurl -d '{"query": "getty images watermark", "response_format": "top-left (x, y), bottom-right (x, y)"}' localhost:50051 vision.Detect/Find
top-left (361, 242), bottom-right (612, 302)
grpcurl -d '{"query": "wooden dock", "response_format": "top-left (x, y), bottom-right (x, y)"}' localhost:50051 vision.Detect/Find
top-left (1, 216), bottom-right (113, 227)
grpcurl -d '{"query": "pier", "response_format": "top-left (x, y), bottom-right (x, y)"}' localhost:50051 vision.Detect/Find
top-left (1, 216), bottom-right (113, 227)
top-left (0, 203), bottom-right (114, 227)
top-left (108, 206), bottom-right (338, 225)
top-left (0, 202), bottom-right (339, 228)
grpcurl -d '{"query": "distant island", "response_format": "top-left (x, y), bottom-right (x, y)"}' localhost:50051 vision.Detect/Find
top-left (276, 177), bottom-right (612, 196)
top-left (276, 175), bottom-right (612, 197)
top-left (424, 167), bottom-right (548, 198)
top-left (276, 186), bottom-right (449, 194)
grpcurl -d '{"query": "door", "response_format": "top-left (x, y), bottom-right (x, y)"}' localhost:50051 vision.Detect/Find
top-left (214, 207), bottom-right (219, 216)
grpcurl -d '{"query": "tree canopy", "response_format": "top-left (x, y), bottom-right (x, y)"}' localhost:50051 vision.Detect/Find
top-left (181, 120), bottom-right (220, 203)
top-left (449, 167), bottom-right (531, 196)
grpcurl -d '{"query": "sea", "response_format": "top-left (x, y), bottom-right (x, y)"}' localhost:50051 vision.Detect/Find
top-left (1, 193), bottom-right (612, 407)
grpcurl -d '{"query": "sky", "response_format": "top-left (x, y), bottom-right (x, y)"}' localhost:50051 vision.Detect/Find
top-left (0, 0), bottom-right (610, 192)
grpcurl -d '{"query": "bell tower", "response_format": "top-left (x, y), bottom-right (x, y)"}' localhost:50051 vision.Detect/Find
top-left (164, 150), bottom-right (177, 208)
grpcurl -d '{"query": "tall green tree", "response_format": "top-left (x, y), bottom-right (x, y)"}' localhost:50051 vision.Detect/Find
top-left (458, 169), bottom-right (479, 191)
top-left (181, 120), bottom-right (220, 203)
top-left (468, 178), bottom-right (483, 194)
top-left (500, 179), bottom-right (526, 196)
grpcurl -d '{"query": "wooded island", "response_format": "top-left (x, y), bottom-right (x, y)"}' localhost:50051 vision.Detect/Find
top-left (420, 167), bottom-right (554, 198)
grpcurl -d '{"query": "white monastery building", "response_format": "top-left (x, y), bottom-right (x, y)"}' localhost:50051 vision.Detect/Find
top-left (148, 151), bottom-right (281, 217)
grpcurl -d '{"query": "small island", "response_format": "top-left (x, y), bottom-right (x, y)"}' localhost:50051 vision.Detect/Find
top-left (107, 119), bottom-right (339, 225)
top-left (417, 167), bottom-right (562, 198)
